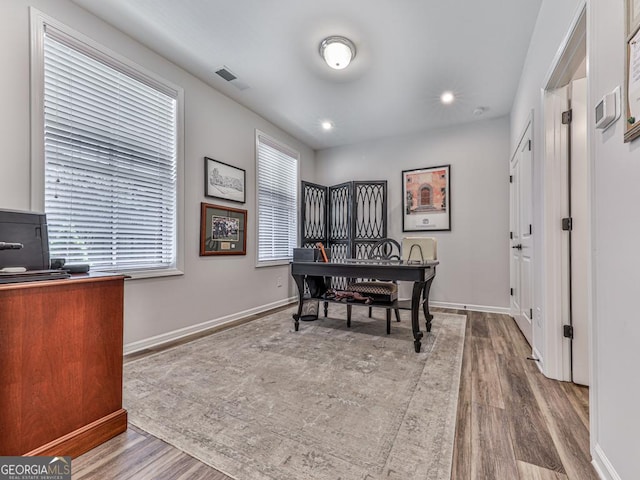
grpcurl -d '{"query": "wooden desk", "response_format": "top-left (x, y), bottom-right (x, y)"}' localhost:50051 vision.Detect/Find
top-left (290, 260), bottom-right (438, 352)
top-left (0, 274), bottom-right (127, 457)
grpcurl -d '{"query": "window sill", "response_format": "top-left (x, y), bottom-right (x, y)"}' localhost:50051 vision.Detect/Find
top-left (101, 268), bottom-right (184, 280)
top-left (256, 259), bottom-right (292, 268)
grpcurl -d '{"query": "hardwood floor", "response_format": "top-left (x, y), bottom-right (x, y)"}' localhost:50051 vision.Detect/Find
top-left (448, 309), bottom-right (598, 480)
top-left (72, 309), bottom-right (597, 479)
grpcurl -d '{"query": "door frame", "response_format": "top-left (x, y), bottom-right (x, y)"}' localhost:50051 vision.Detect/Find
top-left (540, 4), bottom-right (590, 383)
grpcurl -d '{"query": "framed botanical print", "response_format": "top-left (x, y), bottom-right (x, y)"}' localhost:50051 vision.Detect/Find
top-left (402, 165), bottom-right (451, 232)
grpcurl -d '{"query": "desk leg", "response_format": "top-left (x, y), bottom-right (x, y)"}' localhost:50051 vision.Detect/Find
top-left (422, 276), bottom-right (435, 333)
top-left (411, 281), bottom-right (425, 353)
top-left (292, 274), bottom-right (305, 331)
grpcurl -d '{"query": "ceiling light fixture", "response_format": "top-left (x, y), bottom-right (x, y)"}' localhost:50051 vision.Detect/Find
top-left (321, 121), bottom-right (334, 130)
top-left (320, 36), bottom-right (356, 70)
top-left (440, 91), bottom-right (455, 104)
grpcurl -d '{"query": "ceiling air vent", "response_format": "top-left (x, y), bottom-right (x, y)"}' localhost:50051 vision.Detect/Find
top-left (215, 66), bottom-right (236, 82)
top-left (214, 66), bottom-right (249, 91)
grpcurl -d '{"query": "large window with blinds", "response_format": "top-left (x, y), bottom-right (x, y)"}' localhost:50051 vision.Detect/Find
top-left (37, 20), bottom-right (180, 274)
top-left (256, 131), bottom-right (298, 265)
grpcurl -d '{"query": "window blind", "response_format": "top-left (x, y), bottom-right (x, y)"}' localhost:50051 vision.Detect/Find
top-left (43, 28), bottom-right (178, 272)
top-left (256, 133), bottom-right (298, 263)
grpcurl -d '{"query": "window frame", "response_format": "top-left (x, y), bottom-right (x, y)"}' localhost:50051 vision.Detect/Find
top-left (29, 8), bottom-right (185, 279)
top-left (255, 130), bottom-right (300, 267)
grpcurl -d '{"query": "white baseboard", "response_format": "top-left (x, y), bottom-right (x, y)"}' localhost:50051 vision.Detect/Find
top-left (124, 296), bottom-right (297, 355)
top-left (592, 444), bottom-right (621, 480)
top-left (532, 346), bottom-right (544, 373)
top-left (428, 300), bottom-right (510, 315)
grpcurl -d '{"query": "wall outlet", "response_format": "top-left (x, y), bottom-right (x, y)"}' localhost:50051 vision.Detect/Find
top-left (277, 276), bottom-right (282, 287)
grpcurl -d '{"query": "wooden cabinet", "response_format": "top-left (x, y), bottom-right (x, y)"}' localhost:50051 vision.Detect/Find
top-left (0, 274), bottom-right (127, 457)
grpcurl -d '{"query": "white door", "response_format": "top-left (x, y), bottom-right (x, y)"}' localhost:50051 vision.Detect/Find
top-left (510, 125), bottom-right (534, 345)
top-left (570, 77), bottom-right (589, 385)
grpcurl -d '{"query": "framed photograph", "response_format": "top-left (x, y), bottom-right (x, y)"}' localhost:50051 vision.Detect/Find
top-left (402, 165), bottom-right (451, 232)
top-left (204, 157), bottom-right (246, 203)
top-left (200, 203), bottom-right (247, 256)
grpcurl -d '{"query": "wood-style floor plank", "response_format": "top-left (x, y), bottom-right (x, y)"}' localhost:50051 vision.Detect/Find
top-left (523, 363), bottom-right (599, 480)
top-left (497, 355), bottom-right (565, 473)
top-left (470, 403), bottom-right (520, 480)
top-left (71, 308), bottom-right (597, 480)
top-left (450, 316), bottom-right (473, 480)
top-left (517, 461), bottom-right (569, 480)
top-left (471, 337), bottom-right (506, 409)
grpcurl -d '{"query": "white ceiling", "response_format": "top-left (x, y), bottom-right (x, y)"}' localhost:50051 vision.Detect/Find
top-left (72, 0), bottom-right (542, 150)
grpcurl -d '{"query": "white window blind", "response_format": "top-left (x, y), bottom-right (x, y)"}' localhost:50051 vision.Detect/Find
top-left (256, 132), bottom-right (298, 264)
top-left (42, 27), bottom-right (178, 272)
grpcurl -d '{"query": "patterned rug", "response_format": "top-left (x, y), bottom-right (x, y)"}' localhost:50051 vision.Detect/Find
top-left (123, 305), bottom-right (466, 480)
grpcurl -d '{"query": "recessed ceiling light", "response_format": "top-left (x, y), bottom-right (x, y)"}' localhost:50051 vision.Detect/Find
top-left (440, 91), bottom-right (455, 105)
top-left (322, 121), bottom-right (334, 130)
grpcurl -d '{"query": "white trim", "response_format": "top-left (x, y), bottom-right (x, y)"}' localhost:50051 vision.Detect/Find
top-left (29, 7), bottom-right (46, 210)
top-left (509, 115), bottom-right (535, 349)
top-left (428, 300), bottom-right (510, 315)
top-left (586, 0), bottom-right (599, 457)
top-left (532, 347), bottom-right (545, 373)
top-left (591, 444), bottom-right (621, 480)
top-left (124, 297), bottom-right (297, 355)
top-left (29, 7), bottom-right (185, 275)
top-left (542, 84), bottom-right (571, 381)
top-left (539, 2), bottom-right (588, 382)
top-left (254, 129), bottom-right (300, 268)
top-left (122, 268), bottom-right (184, 280)
top-left (542, 3), bottom-right (588, 90)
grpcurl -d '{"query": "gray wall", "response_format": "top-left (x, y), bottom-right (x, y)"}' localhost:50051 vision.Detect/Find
top-left (511, 0), bottom-right (640, 477)
top-left (0, 0), bottom-right (315, 349)
top-left (589, 0), bottom-right (640, 478)
top-left (316, 116), bottom-right (511, 312)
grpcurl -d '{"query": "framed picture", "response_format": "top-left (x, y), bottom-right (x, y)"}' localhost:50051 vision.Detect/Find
top-left (402, 165), bottom-right (451, 232)
top-left (200, 203), bottom-right (247, 256)
top-left (204, 157), bottom-right (246, 203)
top-left (626, 10), bottom-right (640, 141)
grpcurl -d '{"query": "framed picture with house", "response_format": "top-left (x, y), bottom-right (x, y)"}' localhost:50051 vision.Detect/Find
top-left (204, 157), bottom-right (246, 203)
top-left (402, 165), bottom-right (451, 232)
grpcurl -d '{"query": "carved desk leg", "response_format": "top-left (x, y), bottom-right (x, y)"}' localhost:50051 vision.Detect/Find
top-left (411, 281), bottom-right (425, 353)
top-left (292, 274), bottom-right (306, 331)
top-left (422, 275), bottom-right (435, 333)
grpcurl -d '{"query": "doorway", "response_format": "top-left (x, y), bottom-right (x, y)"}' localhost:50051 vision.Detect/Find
top-left (510, 122), bottom-right (534, 346)
top-left (541, 7), bottom-right (589, 384)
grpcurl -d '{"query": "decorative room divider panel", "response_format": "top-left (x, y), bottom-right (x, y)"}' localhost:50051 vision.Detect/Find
top-left (301, 180), bottom-right (387, 290)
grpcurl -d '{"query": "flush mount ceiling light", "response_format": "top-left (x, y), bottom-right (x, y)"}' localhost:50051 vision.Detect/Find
top-left (321, 120), bottom-right (334, 130)
top-left (320, 36), bottom-right (356, 70)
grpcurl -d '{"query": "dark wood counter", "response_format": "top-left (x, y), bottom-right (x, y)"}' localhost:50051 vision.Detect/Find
top-left (0, 273), bottom-right (127, 457)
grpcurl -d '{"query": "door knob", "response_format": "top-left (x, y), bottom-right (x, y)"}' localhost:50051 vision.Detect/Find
top-left (511, 244), bottom-right (523, 250)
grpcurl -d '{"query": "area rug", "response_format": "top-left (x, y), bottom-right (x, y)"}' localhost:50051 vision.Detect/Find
top-left (123, 305), bottom-right (466, 480)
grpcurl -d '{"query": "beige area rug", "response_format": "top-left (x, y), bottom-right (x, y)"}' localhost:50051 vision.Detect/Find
top-left (123, 305), bottom-right (466, 480)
